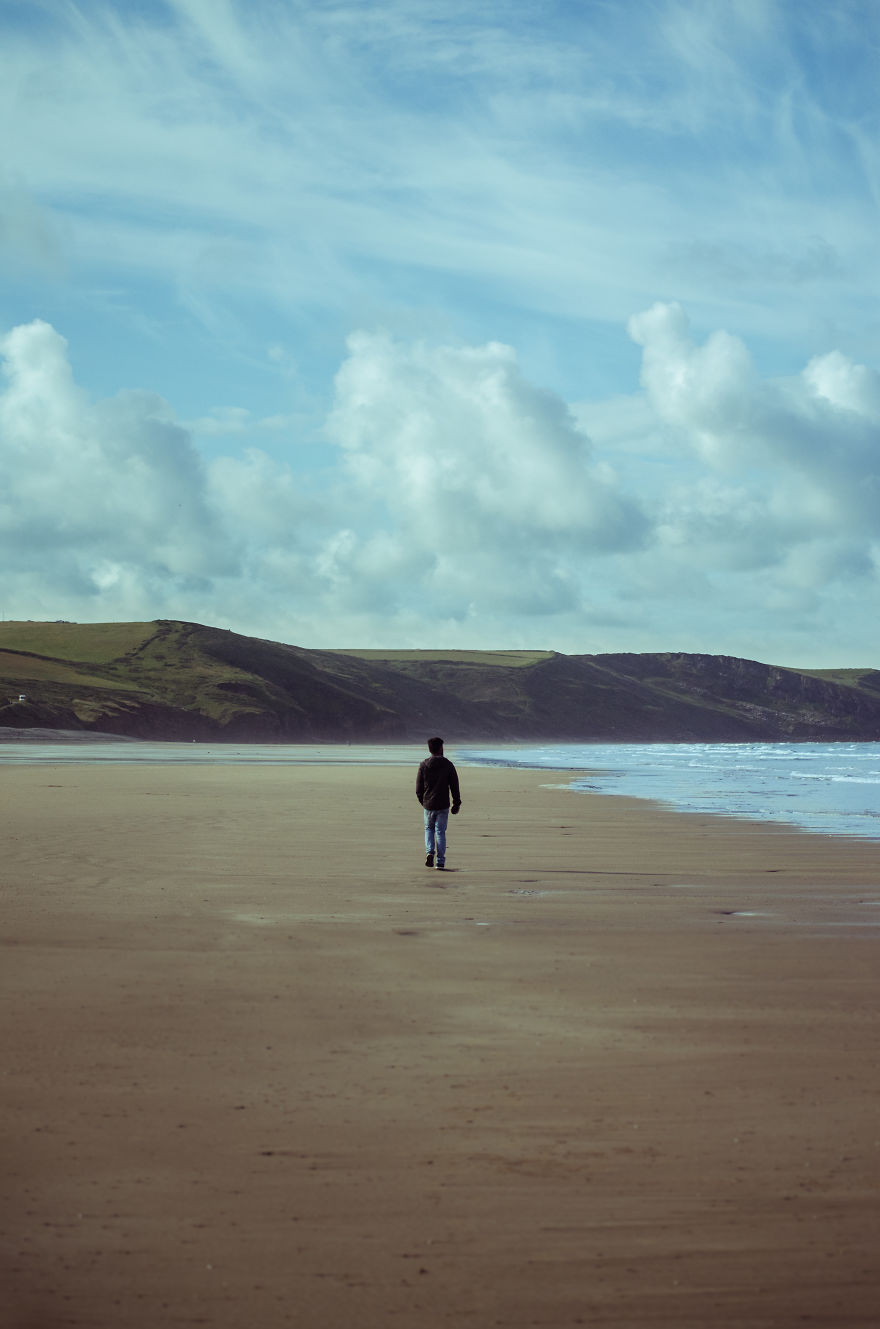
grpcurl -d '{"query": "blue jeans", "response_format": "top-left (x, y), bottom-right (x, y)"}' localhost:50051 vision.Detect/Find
top-left (424, 808), bottom-right (449, 864)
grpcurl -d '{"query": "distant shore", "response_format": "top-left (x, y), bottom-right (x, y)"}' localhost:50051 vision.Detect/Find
top-left (0, 727), bottom-right (141, 743)
top-left (3, 760), bottom-right (880, 1327)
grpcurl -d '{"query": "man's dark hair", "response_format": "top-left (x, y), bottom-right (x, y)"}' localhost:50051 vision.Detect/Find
top-left (427, 736), bottom-right (444, 755)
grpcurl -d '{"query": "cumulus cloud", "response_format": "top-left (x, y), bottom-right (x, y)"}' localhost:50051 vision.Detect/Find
top-left (2, 310), bottom-right (880, 663)
top-left (804, 349), bottom-right (880, 420)
top-left (323, 331), bottom-right (649, 616)
top-left (0, 320), bottom-right (233, 600)
top-left (629, 301), bottom-right (880, 550)
top-left (628, 301), bottom-right (758, 457)
top-left (0, 318), bottom-right (647, 631)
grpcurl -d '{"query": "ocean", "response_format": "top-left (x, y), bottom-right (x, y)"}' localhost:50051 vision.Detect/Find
top-left (460, 741), bottom-right (880, 841)
top-left (2, 738), bottom-right (880, 841)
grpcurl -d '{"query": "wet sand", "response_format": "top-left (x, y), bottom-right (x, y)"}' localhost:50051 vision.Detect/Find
top-left (2, 759), bottom-right (880, 1328)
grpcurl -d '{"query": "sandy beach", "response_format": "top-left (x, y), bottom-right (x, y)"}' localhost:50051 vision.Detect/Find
top-left (3, 757), bottom-right (880, 1329)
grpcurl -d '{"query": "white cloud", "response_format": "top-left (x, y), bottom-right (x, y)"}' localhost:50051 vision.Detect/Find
top-left (628, 301), bottom-right (758, 459)
top-left (0, 320), bottom-right (231, 592)
top-left (2, 308), bottom-right (880, 664)
top-left (629, 301), bottom-right (880, 548)
top-left (803, 349), bottom-right (880, 419)
top-left (329, 331), bottom-right (647, 543)
top-left (208, 447), bottom-right (318, 545)
top-left (323, 330), bottom-right (649, 616)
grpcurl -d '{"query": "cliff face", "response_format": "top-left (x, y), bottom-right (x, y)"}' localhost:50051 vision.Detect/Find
top-left (564, 653), bottom-right (880, 740)
top-left (1, 620), bottom-right (879, 742)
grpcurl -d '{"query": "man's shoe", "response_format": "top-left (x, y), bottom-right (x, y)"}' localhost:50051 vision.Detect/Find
top-left (425, 854), bottom-right (434, 867)
top-left (436, 863), bottom-right (446, 870)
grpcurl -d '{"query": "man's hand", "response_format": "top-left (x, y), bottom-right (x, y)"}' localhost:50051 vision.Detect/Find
top-left (451, 804), bottom-right (461, 815)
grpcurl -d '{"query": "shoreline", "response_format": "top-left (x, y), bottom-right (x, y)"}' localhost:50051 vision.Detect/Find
top-left (3, 761), bottom-right (880, 1327)
top-left (2, 736), bottom-right (880, 847)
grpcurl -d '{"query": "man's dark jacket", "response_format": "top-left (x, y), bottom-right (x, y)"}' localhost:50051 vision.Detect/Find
top-left (416, 755), bottom-right (462, 812)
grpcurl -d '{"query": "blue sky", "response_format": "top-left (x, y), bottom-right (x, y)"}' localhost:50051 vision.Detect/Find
top-left (2, 0), bottom-right (880, 663)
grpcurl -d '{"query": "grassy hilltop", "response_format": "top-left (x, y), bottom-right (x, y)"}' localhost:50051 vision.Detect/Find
top-left (1, 619), bottom-right (880, 742)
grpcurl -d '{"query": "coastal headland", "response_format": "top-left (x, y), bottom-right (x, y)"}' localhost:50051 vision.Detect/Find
top-left (3, 757), bottom-right (879, 1328)
top-left (2, 618), bottom-right (880, 742)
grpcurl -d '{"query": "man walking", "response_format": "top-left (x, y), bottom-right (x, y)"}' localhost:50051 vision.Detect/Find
top-left (416, 736), bottom-right (462, 870)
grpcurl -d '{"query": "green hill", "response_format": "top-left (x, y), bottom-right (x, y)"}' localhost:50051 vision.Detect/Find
top-left (1, 619), bottom-right (879, 742)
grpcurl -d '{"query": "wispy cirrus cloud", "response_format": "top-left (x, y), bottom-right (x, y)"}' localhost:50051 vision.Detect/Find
top-left (3, 0), bottom-right (878, 365)
top-left (3, 1), bottom-right (880, 661)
